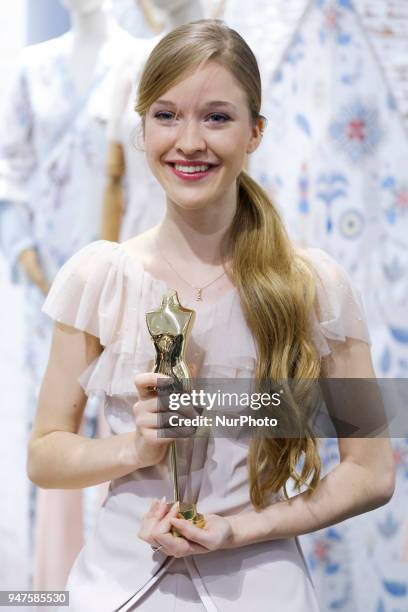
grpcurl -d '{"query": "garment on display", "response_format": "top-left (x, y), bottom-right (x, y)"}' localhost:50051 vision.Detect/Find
top-left (0, 0), bottom-right (144, 595)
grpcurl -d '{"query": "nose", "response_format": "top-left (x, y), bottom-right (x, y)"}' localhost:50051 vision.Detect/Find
top-left (174, 117), bottom-right (206, 155)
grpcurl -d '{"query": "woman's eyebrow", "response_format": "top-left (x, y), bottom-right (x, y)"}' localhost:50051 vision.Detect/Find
top-left (153, 99), bottom-right (237, 110)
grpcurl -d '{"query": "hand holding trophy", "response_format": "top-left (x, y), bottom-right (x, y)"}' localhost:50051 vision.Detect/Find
top-left (145, 290), bottom-right (205, 536)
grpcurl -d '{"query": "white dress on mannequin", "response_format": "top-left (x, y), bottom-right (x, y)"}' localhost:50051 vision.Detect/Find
top-left (0, 21), bottom-right (138, 593)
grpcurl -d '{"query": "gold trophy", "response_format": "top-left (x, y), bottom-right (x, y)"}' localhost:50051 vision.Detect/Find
top-left (146, 290), bottom-right (205, 536)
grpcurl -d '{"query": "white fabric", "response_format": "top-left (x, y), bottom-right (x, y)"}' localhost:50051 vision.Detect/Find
top-left (43, 240), bottom-right (371, 403)
top-left (42, 239), bottom-right (371, 612)
top-left (0, 31), bottom-right (136, 282)
top-left (118, 558), bottom-right (213, 611)
top-left (0, 29), bottom-right (139, 415)
top-left (0, 28), bottom-right (141, 590)
top-left (123, 571), bottom-right (208, 611)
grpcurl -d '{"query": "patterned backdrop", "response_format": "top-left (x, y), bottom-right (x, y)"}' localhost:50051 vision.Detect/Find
top-left (245, 1), bottom-right (408, 610)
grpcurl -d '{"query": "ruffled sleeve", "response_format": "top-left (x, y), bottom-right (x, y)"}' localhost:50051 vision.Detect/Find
top-left (41, 239), bottom-right (161, 402)
top-left (302, 247), bottom-right (372, 358)
top-left (41, 240), bottom-right (127, 346)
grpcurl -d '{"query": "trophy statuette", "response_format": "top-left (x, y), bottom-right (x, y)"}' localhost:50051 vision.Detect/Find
top-left (146, 290), bottom-right (205, 536)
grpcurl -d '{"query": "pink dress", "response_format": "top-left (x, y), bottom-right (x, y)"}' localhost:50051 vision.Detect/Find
top-left (41, 239), bottom-right (371, 611)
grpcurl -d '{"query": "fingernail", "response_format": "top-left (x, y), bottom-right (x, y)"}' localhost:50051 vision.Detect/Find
top-left (160, 496), bottom-right (166, 504)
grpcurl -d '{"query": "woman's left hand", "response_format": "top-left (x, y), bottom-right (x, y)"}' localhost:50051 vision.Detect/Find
top-left (138, 497), bottom-right (233, 557)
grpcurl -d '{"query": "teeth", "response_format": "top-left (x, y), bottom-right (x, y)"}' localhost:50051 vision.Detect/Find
top-left (174, 164), bottom-right (210, 173)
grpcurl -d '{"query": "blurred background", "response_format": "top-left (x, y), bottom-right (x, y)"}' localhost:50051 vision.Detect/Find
top-left (0, 1), bottom-right (407, 611)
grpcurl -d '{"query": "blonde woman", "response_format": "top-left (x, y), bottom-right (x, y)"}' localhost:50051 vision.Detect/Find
top-left (28, 19), bottom-right (395, 612)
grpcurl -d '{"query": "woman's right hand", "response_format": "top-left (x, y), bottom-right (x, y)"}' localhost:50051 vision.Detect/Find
top-left (132, 372), bottom-right (198, 469)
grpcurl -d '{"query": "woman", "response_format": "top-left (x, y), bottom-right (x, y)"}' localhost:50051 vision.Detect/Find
top-left (27, 19), bottom-right (395, 612)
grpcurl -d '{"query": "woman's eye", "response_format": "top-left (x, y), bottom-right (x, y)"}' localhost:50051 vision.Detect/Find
top-left (154, 111), bottom-right (174, 120)
top-left (153, 112), bottom-right (230, 123)
top-left (207, 113), bottom-right (230, 123)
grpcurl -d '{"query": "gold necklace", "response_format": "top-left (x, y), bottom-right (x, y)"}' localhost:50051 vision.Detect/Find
top-left (155, 236), bottom-right (227, 302)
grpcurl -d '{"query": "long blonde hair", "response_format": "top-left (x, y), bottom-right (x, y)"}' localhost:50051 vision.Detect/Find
top-left (134, 19), bottom-right (322, 509)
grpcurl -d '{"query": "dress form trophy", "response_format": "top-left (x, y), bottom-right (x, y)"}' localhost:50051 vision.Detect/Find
top-left (146, 290), bottom-right (205, 535)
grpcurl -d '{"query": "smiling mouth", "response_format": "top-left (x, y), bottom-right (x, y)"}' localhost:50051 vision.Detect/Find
top-left (166, 162), bottom-right (218, 169)
top-left (165, 162), bottom-right (220, 180)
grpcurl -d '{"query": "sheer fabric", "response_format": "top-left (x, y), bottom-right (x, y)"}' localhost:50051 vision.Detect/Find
top-left (43, 239), bottom-right (371, 405)
top-left (41, 239), bottom-right (371, 611)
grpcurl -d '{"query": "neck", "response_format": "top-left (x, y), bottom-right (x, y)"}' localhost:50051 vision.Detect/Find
top-left (164, 0), bottom-right (204, 30)
top-left (156, 186), bottom-right (237, 267)
top-left (70, 5), bottom-right (113, 43)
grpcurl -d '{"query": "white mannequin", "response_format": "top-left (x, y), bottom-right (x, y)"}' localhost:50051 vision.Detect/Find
top-left (61, 0), bottom-right (121, 94)
top-left (101, 0), bottom-right (205, 242)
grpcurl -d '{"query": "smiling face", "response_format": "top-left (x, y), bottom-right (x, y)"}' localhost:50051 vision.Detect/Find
top-left (142, 61), bottom-right (263, 213)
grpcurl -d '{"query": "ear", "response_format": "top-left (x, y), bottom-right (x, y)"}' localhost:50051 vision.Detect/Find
top-left (246, 115), bottom-right (267, 155)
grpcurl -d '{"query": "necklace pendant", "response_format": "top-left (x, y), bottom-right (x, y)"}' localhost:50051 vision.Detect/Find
top-left (196, 288), bottom-right (203, 301)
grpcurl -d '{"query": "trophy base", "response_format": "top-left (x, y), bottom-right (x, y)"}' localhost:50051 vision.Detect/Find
top-left (167, 501), bottom-right (205, 536)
